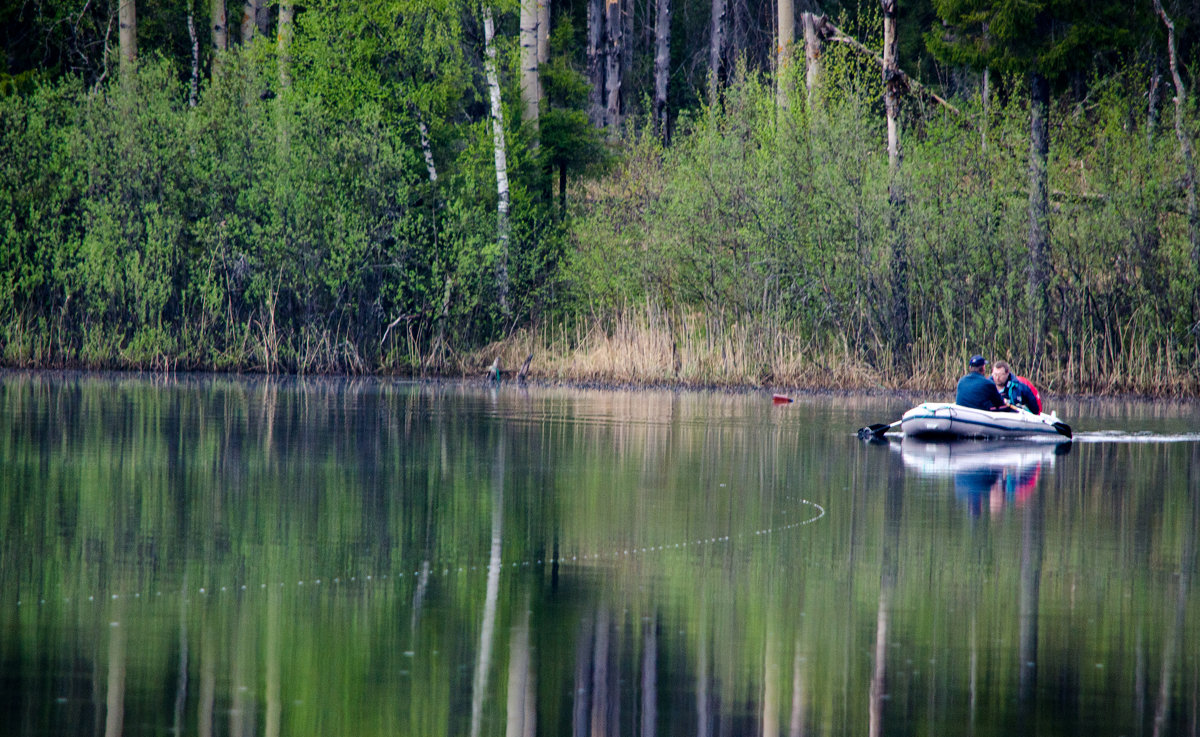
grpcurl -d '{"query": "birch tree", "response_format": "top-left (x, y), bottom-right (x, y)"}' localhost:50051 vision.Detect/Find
top-left (484, 5), bottom-right (512, 318)
top-left (882, 0), bottom-right (909, 360)
top-left (211, 0), bottom-right (228, 56)
top-left (118, 0), bottom-right (137, 83)
top-left (187, 0), bottom-right (199, 105)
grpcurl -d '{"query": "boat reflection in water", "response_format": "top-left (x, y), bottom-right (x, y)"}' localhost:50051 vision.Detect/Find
top-left (895, 436), bottom-right (1072, 515)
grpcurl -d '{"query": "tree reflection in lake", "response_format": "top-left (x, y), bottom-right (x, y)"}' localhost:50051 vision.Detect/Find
top-left (1, 374), bottom-right (1198, 737)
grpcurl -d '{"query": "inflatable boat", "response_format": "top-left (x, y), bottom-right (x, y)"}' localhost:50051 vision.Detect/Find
top-left (898, 402), bottom-right (1071, 439)
top-left (894, 436), bottom-right (1069, 476)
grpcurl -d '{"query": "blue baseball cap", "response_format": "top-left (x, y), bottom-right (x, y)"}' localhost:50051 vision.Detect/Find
top-left (968, 354), bottom-right (987, 368)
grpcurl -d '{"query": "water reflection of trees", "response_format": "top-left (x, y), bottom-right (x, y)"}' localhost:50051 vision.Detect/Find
top-left (2, 375), bottom-right (1199, 736)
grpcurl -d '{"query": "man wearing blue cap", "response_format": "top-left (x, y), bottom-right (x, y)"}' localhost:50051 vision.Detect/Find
top-left (955, 354), bottom-right (1010, 411)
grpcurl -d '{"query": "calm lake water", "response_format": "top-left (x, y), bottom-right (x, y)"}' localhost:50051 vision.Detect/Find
top-left (1, 373), bottom-right (1198, 737)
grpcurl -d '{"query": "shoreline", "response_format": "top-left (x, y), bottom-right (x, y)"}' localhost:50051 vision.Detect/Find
top-left (3, 365), bottom-right (1198, 406)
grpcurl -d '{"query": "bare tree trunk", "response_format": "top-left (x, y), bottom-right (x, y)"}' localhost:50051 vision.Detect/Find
top-left (1027, 72), bottom-right (1050, 367)
top-left (278, 1), bottom-right (293, 88)
top-left (882, 0), bottom-right (909, 364)
top-left (520, 0), bottom-right (540, 127)
top-left (587, 0), bottom-right (605, 126)
top-left (801, 12), bottom-right (820, 100)
top-left (241, 0), bottom-right (259, 44)
top-left (537, 0), bottom-right (550, 64)
top-left (776, 0), bottom-right (793, 107)
top-left (417, 112), bottom-right (439, 184)
top-left (187, 0), bottom-right (199, 106)
top-left (484, 6), bottom-right (512, 318)
top-left (211, 0), bottom-right (228, 56)
top-left (605, 0), bottom-right (623, 133)
top-left (118, 0), bottom-right (137, 82)
top-left (1153, 0), bottom-right (1200, 311)
top-left (653, 0), bottom-right (670, 139)
top-left (709, 0), bottom-right (726, 98)
top-left (621, 0), bottom-right (632, 116)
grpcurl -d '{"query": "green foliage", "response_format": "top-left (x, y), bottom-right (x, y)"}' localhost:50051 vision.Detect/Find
top-left (927, 0), bottom-right (1145, 81)
top-left (0, 0), bottom-right (572, 372)
top-left (571, 53), bottom-right (1200, 389)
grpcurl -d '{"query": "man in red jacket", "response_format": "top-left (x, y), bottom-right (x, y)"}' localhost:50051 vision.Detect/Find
top-left (991, 360), bottom-right (1042, 413)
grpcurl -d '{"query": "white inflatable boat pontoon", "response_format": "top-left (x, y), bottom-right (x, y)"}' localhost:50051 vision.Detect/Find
top-left (899, 402), bottom-right (1071, 439)
top-left (858, 402), bottom-right (1072, 440)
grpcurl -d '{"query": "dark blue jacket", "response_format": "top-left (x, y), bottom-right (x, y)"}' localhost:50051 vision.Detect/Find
top-left (955, 371), bottom-right (1005, 411)
top-left (998, 376), bottom-right (1039, 412)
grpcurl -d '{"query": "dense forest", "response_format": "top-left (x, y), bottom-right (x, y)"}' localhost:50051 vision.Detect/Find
top-left (2, 0), bottom-right (1199, 394)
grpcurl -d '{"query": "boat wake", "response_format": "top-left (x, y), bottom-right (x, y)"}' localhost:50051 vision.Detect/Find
top-left (1072, 431), bottom-right (1200, 443)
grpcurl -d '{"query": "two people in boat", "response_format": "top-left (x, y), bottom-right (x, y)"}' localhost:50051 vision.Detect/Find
top-left (956, 355), bottom-right (1041, 413)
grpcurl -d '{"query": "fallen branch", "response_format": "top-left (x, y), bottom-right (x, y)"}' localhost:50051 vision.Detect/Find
top-left (814, 17), bottom-right (965, 119)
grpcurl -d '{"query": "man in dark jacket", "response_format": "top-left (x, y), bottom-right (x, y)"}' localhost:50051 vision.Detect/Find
top-left (992, 360), bottom-right (1040, 413)
top-left (955, 354), bottom-right (1010, 411)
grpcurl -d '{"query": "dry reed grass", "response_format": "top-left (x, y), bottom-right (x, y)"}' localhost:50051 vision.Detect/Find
top-left (463, 307), bottom-right (1200, 397)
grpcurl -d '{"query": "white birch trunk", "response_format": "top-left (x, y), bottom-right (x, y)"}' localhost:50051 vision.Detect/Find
top-left (520, 0), bottom-right (540, 127)
top-left (118, 0), bottom-right (137, 82)
top-left (211, 0), bottom-right (228, 55)
top-left (653, 0), bottom-right (670, 138)
top-left (484, 6), bottom-right (512, 318)
top-left (882, 0), bottom-right (908, 358)
top-left (187, 1), bottom-right (199, 106)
